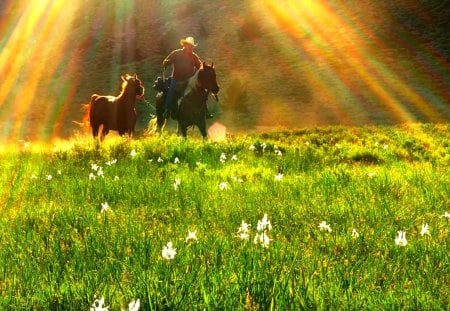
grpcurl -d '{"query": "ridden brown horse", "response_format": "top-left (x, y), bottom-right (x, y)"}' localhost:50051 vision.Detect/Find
top-left (89, 74), bottom-right (145, 140)
top-left (153, 62), bottom-right (219, 138)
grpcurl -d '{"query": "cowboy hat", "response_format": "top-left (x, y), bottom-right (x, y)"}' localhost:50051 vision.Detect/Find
top-left (180, 36), bottom-right (197, 47)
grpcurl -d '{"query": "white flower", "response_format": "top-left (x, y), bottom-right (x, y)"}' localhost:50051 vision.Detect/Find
top-left (57, 170), bottom-right (62, 175)
top-left (46, 174), bottom-right (52, 180)
top-left (395, 230), bottom-right (407, 246)
top-left (231, 154), bottom-right (238, 161)
top-left (185, 230), bottom-right (198, 243)
top-left (367, 171), bottom-right (376, 178)
top-left (174, 157), bottom-right (180, 164)
top-left (383, 144), bottom-right (389, 150)
top-left (441, 211), bottom-right (450, 219)
top-left (101, 202), bottom-right (110, 213)
top-left (420, 223), bottom-right (430, 236)
top-left (130, 149), bottom-right (137, 157)
top-left (249, 144), bottom-right (256, 151)
top-left (106, 159), bottom-right (117, 166)
top-left (305, 141), bottom-right (310, 146)
top-left (261, 143), bottom-right (267, 151)
top-left (173, 178), bottom-right (181, 190)
top-left (257, 214), bottom-right (272, 232)
top-left (351, 228), bottom-right (359, 238)
top-left (157, 157), bottom-right (164, 163)
top-left (275, 173), bottom-right (283, 181)
top-left (125, 299), bottom-right (140, 311)
top-left (89, 173), bottom-right (96, 180)
top-left (97, 167), bottom-right (104, 178)
top-left (254, 232), bottom-right (271, 248)
top-left (90, 297), bottom-right (109, 311)
top-left (162, 242), bottom-right (176, 260)
top-left (114, 176), bottom-right (120, 181)
top-left (275, 149), bottom-right (282, 156)
top-left (318, 221), bottom-right (332, 233)
top-left (220, 152), bottom-right (227, 163)
top-left (91, 163), bottom-right (99, 171)
top-left (219, 182), bottom-right (228, 191)
top-left (237, 221), bottom-right (251, 240)
top-left (231, 176), bottom-right (244, 183)
top-left (31, 174), bottom-right (38, 180)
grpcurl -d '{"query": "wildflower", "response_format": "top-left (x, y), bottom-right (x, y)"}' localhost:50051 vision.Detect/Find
top-left (441, 211), bottom-right (450, 219)
top-left (237, 221), bottom-right (251, 240)
top-left (31, 173), bottom-right (38, 180)
top-left (157, 157), bottom-right (164, 163)
top-left (220, 152), bottom-right (227, 163)
top-left (89, 173), bottom-right (96, 180)
top-left (249, 144), bottom-right (256, 151)
top-left (130, 149), bottom-right (137, 157)
top-left (91, 163), bottom-right (99, 171)
top-left (185, 230), bottom-right (198, 243)
top-left (106, 159), bottom-right (117, 166)
top-left (162, 242), bottom-right (176, 260)
top-left (174, 157), bottom-right (180, 164)
top-left (351, 228), bottom-right (359, 238)
top-left (420, 223), bottom-right (430, 236)
top-left (275, 149), bottom-right (282, 156)
top-left (395, 230), bottom-right (407, 246)
top-left (305, 141), bottom-right (310, 146)
top-left (254, 232), bottom-right (271, 248)
top-left (173, 178), bottom-right (181, 190)
top-left (367, 171), bottom-right (376, 178)
top-left (123, 299), bottom-right (140, 311)
top-left (90, 297), bottom-right (109, 311)
top-left (231, 154), bottom-right (238, 161)
top-left (57, 170), bottom-right (62, 175)
top-left (231, 176), bottom-right (244, 183)
top-left (114, 176), bottom-right (120, 181)
top-left (261, 143), bottom-right (267, 151)
top-left (383, 144), bottom-right (389, 150)
top-left (46, 174), bottom-right (52, 180)
top-left (275, 173), bottom-right (283, 181)
top-left (97, 167), bottom-right (104, 178)
top-left (101, 202), bottom-right (110, 213)
top-left (257, 214), bottom-right (272, 232)
top-left (219, 182), bottom-right (228, 191)
top-left (318, 221), bottom-right (332, 233)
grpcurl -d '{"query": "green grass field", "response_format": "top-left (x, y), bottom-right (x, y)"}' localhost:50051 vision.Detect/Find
top-left (0, 124), bottom-right (449, 310)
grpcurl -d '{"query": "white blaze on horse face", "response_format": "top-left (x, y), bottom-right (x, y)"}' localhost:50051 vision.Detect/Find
top-left (184, 69), bottom-right (201, 97)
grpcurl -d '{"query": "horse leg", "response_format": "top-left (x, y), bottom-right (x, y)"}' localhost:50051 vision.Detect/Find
top-left (177, 122), bottom-right (188, 138)
top-left (92, 123), bottom-right (100, 138)
top-left (198, 119), bottom-right (207, 139)
top-left (101, 126), bottom-right (109, 141)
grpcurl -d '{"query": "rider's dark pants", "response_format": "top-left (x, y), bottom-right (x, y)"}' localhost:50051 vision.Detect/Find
top-left (164, 79), bottom-right (179, 112)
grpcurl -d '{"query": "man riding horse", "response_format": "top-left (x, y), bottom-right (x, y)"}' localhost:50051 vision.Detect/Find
top-left (162, 36), bottom-right (213, 120)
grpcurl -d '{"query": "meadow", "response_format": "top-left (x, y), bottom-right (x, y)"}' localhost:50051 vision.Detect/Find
top-left (0, 123), bottom-right (449, 310)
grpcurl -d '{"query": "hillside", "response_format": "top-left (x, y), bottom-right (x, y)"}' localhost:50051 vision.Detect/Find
top-left (0, 0), bottom-right (449, 141)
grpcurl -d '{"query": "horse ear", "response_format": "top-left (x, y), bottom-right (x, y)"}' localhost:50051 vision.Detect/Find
top-left (122, 75), bottom-right (127, 82)
top-left (134, 73), bottom-right (138, 79)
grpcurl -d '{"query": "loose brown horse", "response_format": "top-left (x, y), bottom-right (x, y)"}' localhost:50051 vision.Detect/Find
top-left (88, 74), bottom-right (145, 140)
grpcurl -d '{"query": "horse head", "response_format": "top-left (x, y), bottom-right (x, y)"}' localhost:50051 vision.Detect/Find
top-left (121, 74), bottom-right (145, 99)
top-left (198, 62), bottom-right (220, 95)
